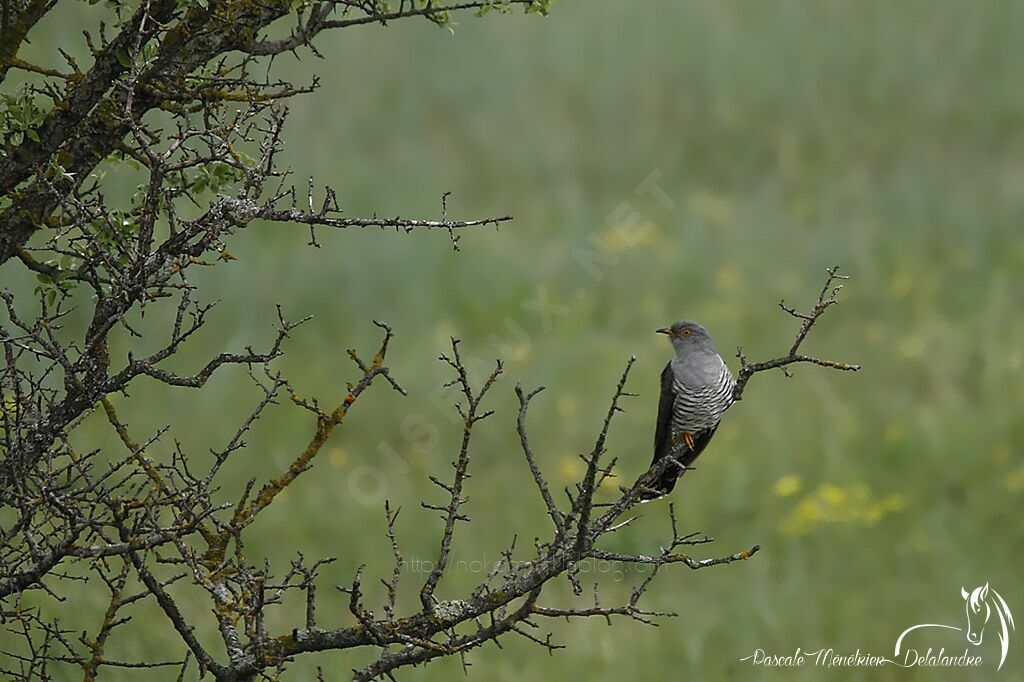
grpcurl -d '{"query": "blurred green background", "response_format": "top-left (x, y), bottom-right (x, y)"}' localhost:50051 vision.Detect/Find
top-left (8, 0), bottom-right (1024, 679)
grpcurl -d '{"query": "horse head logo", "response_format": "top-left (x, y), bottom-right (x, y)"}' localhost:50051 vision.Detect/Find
top-left (963, 583), bottom-right (992, 645)
top-left (961, 583), bottom-right (1014, 668)
top-left (896, 583), bottom-right (1015, 670)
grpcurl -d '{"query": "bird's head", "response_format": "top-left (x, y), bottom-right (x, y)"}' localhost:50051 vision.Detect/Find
top-left (656, 321), bottom-right (716, 354)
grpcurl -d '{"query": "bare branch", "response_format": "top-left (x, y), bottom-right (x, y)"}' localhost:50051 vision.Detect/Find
top-left (420, 339), bottom-right (503, 610)
top-left (515, 383), bottom-right (565, 537)
top-left (733, 265), bottom-right (861, 401)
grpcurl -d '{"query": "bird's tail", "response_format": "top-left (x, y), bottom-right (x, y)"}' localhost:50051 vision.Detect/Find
top-left (639, 459), bottom-right (685, 501)
top-left (640, 425), bottom-right (718, 501)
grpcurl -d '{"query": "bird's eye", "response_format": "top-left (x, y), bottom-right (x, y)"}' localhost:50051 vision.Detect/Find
top-left (681, 329), bottom-right (692, 336)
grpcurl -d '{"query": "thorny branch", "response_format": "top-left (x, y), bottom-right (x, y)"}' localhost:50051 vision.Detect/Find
top-left (0, 1), bottom-right (857, 679)
top-left (733, 265), bottom-right (861, 402)
top-left (2, 305), bottom-right (802, 679)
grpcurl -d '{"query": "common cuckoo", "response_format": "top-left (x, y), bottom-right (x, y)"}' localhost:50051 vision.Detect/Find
top-left (643, 321), bottom-right (735, 499)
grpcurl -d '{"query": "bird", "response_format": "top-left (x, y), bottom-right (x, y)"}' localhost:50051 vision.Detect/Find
top-left (642, 321), bottom-right (736, 500)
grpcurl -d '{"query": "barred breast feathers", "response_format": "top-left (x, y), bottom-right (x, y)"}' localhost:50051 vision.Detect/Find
top-left (670, 357), bottom-right (735, 431)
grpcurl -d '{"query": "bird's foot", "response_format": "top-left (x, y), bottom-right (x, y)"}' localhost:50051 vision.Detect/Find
top-left (683, 431), bottom-right (696, 450)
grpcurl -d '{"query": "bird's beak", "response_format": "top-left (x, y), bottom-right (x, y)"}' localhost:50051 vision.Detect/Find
top-left (656, 327), bottom-right (671, 336)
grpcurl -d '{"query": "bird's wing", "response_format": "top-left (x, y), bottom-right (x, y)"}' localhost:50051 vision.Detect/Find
top-left (650, 361), bottom-right (675, 469)
top-left (683, 425), bottom-right (718, 469)
top-left (644, 361), bottom-right (720, 499)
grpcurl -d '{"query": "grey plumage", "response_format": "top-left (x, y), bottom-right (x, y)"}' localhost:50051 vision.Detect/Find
top-left (643, 321), bottom-right (735, 499)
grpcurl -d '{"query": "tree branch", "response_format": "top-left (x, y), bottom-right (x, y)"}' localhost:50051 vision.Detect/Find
top-left (733, 265), bottom-right (861, 402)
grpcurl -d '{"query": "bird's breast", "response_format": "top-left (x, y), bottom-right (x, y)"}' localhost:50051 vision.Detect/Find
top-left (670, 360), bottom-right (735, 431)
